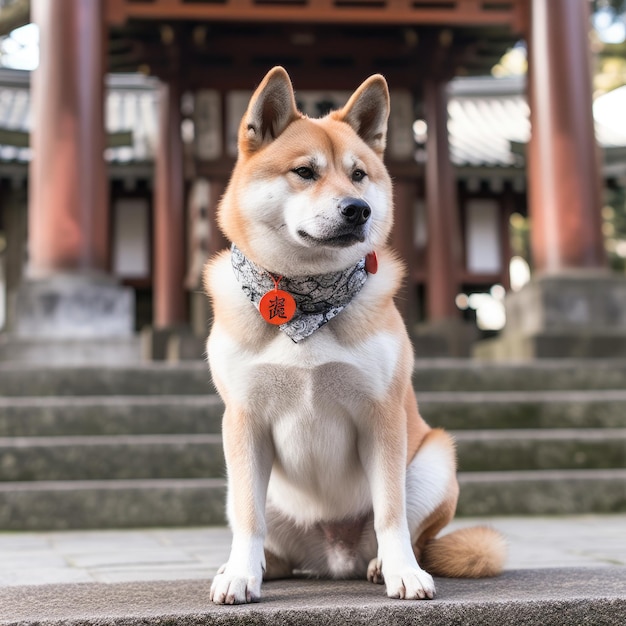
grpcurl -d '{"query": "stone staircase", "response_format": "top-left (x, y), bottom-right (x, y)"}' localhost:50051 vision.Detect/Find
top-left (0, 360), bottom-right (625, 530)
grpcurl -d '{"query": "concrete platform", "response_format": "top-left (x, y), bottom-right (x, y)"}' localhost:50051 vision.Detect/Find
top-left (0, 516), bottom-right (625, 625)
top-left (1, 569), bottom-right (625, 626)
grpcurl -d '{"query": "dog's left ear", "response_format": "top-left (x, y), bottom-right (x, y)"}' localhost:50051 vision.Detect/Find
top-left (334, 75), bottom-right (390, 156)
top-left (240, 66), bottom-right (300, 154)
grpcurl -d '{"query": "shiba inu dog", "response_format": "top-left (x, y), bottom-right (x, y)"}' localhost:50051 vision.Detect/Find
top-left (204, 67), bottom-right (506, 605)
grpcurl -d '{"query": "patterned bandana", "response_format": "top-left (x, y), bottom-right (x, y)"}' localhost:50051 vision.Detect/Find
top-left (231, 244), bottom-right (368, 342)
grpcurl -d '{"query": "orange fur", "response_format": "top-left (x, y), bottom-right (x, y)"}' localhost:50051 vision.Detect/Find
top-left (206, 67), bottom-right (506, 606)
top-left (421, 526), bottom-right (508, 579)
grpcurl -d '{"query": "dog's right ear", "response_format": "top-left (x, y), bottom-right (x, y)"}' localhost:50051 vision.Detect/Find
top-left (240, 67), bottom-right (300, 154)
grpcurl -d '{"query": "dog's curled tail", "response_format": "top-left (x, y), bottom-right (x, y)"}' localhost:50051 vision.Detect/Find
top-left (420, 526), bottom-right (507, 578)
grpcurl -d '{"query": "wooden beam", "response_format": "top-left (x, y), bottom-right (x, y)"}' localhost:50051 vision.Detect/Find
top-left (106, 0), bottom-right (523, 28)
top-left (0, 128), bottom-right (133, 149)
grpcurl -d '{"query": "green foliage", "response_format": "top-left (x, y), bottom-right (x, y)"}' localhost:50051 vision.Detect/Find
top-left (594, 0), bottom-right (626, 12)
top-left (603, 187), bottom-right (626, 273)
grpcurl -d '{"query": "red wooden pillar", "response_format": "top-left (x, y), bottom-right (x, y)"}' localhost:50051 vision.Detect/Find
top-left (28, 0), bottom-right (108, 277)
top-left (476, 0), bottom-right (622, 359)
top-left (154, 81), bottom-right (187, 328)
top-left (423, 78), bottom-right (462, 321)
top-left (527, 0), bottom-right (607, 273)
top-left (391, 178), bottom-right (417, 324)
top-left (208, 179), bottom-right (229, 255)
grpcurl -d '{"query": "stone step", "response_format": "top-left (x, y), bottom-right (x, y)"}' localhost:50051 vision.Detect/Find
top-left (2, 390), bottom-right (626, 438)
top-left (420, 390), bottom-right (626, 429)
top-left (1, 429), bottom-right (623, 481)
top-left (412, 359), bottom-right (626, 392)
top-left (458, 469), bottom-right (626, 515)
top-left (0, 396), bottom-right (223, 437)
top-left (1, 570), bottom-right (625, 626)
top-left (1, 469), bottom-right (624, 531)
top-left (455, 428), bottom-right (626, 471)
top-left (0, 363), bottom-right (215, 397)
top-left (2, 359), bottom-right (626, 396)
top-left (0, 434), bottom-right (225, 481)
top-left (0, 479), bottom-right (227, 530)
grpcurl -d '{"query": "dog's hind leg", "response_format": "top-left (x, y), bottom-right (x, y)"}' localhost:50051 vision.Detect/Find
top-left (407, 428), bottom-right (507, 579)
top-left (263, 548), bottom-right (293, 580)
top-left (406, 428), bottom-right (459, 562)
top-left (406, 428), bottom-right (459, 554)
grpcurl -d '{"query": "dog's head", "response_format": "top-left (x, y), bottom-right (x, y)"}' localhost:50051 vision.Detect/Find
top-left (218, 66), bottom-right (394, 276)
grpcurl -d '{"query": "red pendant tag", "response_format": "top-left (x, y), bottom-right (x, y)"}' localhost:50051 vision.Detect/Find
top-left (365, 251), bottom-right (378, 274)
top-left (258, 275), bottom-right (296, 325)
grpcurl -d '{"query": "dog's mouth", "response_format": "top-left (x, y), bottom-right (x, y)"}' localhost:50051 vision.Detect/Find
top-left (297, 230), bottom-right (365, 248)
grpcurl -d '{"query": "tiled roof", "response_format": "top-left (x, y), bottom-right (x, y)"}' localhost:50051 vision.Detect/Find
top-left (447, 75), bottom-right (626, 171)
top-left (0, 68), bottom-right (158, 166)
top-left (1, 69), bottom-right (625, 174)
top-left (447, 76), bottom-right (529, 168)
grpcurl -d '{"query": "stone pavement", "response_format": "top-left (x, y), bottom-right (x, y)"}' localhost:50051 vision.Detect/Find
top-left (1, 514), bottom-right (625, 587)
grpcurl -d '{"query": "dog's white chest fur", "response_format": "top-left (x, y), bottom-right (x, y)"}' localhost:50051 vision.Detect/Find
top-left (207, 67), bottom-right (505, 606)
top-left (209, 326), bottom-right (401, 523)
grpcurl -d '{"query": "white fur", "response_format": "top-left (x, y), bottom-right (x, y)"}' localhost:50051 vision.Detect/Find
top-left (236, 172), bottom-right (391, 277)
top-left (210, 534), bottom-right (265, 604)
top-left (208, 68), bottom-right (456, 605)
top-left (209, 318), bottom-right (403, 522)
top-left (209, 312), bottom-right (449, 594)
top-left (406, 437), bottom-right (456, 540)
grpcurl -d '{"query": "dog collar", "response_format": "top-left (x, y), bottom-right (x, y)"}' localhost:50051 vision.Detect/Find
top-left (231, 244), bottom-right (371, 342)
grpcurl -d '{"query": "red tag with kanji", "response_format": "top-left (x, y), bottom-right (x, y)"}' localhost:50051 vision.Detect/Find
top-left (259, 289), bottom-right (296, 325)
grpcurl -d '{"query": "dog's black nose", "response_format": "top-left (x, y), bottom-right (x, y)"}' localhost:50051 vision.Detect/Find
top-left (339, 198), bottom-right (371, 226)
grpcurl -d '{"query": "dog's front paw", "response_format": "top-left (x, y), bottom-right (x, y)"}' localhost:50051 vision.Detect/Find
top-left (210, 564), bottom-right (262, 605)
top-left (384, 567), bottom-right (435, 600)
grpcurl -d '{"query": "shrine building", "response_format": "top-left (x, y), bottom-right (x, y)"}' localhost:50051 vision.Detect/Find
top-left (1, 0), bottom-right (626, 361)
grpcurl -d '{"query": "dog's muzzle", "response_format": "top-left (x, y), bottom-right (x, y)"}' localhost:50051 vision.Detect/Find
top-left (297, 197), bottom-right (372, 248)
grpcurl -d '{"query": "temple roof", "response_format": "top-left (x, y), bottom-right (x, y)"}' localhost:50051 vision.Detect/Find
top-left (0, 68), bottom-right (625, 183)
top-left (0, 69), bottom-right (158, 169)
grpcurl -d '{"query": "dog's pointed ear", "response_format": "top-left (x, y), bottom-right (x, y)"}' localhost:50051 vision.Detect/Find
top-left (334, 75), bottom-right (390, 156)
top-left (240, 67), bottom-right (300, 154)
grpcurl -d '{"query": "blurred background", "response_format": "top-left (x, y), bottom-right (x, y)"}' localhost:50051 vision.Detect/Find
top-left (0, 0), bottom-right (625, 361)
top-left (0, 1), bottom-right (625, 535)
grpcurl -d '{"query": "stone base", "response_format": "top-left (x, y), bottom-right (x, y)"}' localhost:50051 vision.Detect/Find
top-left (474, 331), bottom-right (626, 360)
top-left (141, 325), bottom-right (205, 361)
top-left (0, 335), bottom-right (142, 365)
top-left (13, 273), bottom-right (134, 339)
top-left (413, 318), bottom-right (478, 358)
top-left (475, 272), bottom-right (626, 359)
top-left (1, 272), bottom-right (137, 364)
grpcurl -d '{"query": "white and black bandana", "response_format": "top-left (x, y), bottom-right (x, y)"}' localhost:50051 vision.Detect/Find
top-left (231, 244), bottom-right (368, 342)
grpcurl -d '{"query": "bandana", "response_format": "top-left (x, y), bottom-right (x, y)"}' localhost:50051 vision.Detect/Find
top-left (231, 244), bottom-right (368, 342)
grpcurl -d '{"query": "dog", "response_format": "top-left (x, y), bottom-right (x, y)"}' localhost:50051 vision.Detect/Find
top-left (204, 66), bottom-right (506, 605)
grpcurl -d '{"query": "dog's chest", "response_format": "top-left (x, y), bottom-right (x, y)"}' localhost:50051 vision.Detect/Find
top-left (210, 327), bottom-right (401, 419)
top-left (209, 323), bottom-right (403, 521)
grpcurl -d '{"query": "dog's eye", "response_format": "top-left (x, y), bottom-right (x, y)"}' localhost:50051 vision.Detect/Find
top-left (293, 166), bottom-right (315, 180)
top-left (352, 169), bottom-right (366, 182)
